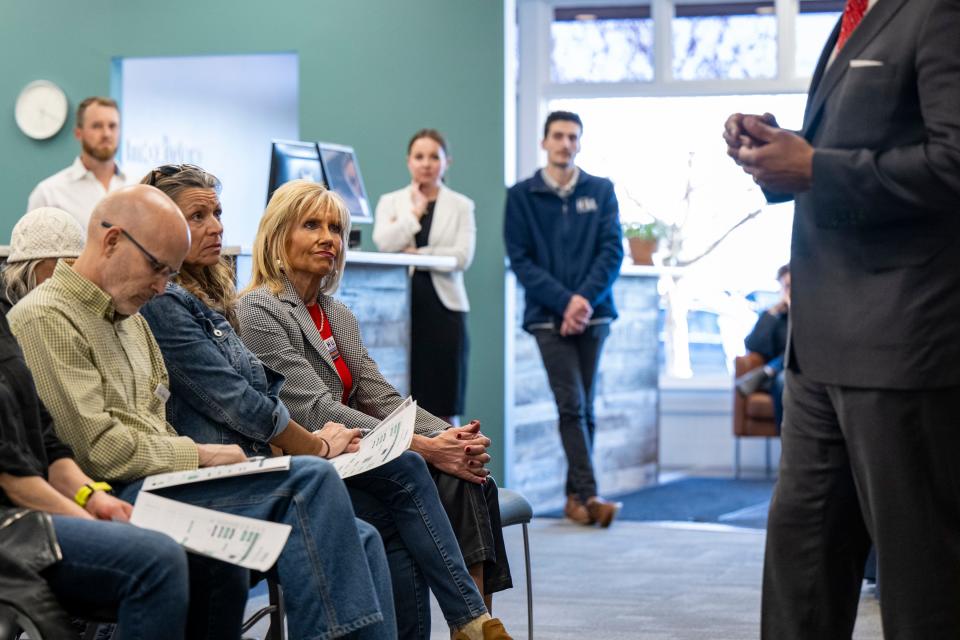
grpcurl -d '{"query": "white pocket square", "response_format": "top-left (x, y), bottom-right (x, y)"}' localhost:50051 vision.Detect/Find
top-left (849, 59), bottom-right (884, 68)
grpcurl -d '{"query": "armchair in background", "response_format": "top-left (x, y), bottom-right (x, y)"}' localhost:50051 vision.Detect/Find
top-left (733, 352), bottom-right (778, 478)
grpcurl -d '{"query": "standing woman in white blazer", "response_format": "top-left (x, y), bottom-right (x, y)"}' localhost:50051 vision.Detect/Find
top-left (373, 129), bottom-right (476, 423)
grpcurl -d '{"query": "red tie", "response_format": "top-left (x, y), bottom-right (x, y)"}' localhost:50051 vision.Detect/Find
top-left (836, 0), bottom-right (868, 51)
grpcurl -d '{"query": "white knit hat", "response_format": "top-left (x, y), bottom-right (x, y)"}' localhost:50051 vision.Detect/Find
top-left (7, 207), bottom-right (86, 264)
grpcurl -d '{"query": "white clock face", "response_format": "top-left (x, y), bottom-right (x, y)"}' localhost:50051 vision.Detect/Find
top-left (15, 80), bottom-right (69, 140)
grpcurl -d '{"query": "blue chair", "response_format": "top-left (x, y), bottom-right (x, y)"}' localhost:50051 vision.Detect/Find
top-left (498, 488), bottom-right (534, 639)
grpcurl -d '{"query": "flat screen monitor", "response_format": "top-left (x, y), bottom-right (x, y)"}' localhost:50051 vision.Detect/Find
top-left (267, 140), bottom-right (324, 205)
top-left (317, 142), bottom-right (373, 223)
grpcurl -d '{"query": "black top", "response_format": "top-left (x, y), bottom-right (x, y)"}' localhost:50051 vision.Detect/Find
top-left (414, 200), bottom-right (437, 248)
top-left (0, 302), bottom-right (73, 507)
top-left (744, 310), bottom-right (789, 364)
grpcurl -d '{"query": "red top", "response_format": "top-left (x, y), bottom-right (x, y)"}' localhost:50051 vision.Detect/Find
top-left (307, 303), bottom-right (353, 404)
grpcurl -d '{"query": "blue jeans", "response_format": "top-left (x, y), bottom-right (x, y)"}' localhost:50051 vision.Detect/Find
top-left (44, 516), bottom-right (189, 640)
top-left (119, 456), bottom-right (396, 640)
top-left (764, 355), bottom-right (786, 431)
top-left (346, 451), bottom-right (487, 636)
top-left (771, 369), bottom-right (786, 432)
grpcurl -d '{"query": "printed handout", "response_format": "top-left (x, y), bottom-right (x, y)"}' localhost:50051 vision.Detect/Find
top-left (131, 491), bottom-right (291, 571)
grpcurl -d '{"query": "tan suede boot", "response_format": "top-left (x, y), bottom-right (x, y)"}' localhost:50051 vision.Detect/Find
top-left (479, 618), bottom-right (512, 639)
top-left (586, 496), bottom-right (623, 528)
top-left (563, 494), bottom-right (594, 525)
top-left (452, 617), bottom-right (513, 640)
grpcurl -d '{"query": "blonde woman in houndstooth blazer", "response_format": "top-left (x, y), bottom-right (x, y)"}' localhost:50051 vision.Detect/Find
top-left (237, 180), bottom-right (513, 640)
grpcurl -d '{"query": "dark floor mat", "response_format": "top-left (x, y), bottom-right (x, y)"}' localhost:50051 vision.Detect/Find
top-left (540, 477), bottom-right (775, 529)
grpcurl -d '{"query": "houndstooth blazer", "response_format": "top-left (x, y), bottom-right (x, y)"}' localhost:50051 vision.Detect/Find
top-left (236, 276), bottom-right (448, 437)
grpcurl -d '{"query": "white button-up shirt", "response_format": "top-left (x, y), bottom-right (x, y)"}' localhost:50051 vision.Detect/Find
top-left (27, 157), bottom-right (128, 229)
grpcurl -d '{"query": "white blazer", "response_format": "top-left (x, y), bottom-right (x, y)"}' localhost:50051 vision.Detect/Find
top-left (372, 184), bottom-right (476, 312)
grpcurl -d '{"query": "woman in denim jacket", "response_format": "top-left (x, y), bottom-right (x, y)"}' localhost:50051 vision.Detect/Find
top-left (139, 165), bottom-right (511, 640)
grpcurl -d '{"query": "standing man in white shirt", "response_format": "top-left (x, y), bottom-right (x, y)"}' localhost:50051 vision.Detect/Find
top-left (27, 96), bottom-right (127, 227)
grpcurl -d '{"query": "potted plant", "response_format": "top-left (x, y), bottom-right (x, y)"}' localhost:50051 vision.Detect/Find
top-left (623, 221), bottom-right (667, 265)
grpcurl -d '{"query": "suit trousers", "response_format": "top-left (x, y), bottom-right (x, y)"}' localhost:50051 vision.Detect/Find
top-left (762, 370), bottom-right (960, 639)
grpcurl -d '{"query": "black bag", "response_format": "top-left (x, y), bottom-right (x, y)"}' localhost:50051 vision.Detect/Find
top-left (0, 508), bottom-right (75, 640)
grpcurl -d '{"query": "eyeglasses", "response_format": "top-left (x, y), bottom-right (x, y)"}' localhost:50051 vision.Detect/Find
top-left (100, 221), bottom-right (179, 280)
top-left (145, 163), bottom-right (203, 186)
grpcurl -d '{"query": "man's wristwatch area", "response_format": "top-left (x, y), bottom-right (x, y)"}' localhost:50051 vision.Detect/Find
top-left (73, 481), bottom-right (114, 507)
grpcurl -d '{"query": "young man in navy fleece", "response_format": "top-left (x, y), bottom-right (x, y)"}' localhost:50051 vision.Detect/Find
top-left (504, 111), bottom-right (624, 527)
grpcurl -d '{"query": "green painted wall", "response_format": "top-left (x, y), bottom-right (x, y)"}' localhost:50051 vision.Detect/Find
top-left (0, 0), bottom-right (508, 478)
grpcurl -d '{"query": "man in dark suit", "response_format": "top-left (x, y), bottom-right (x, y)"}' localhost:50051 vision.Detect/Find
top-left (723, 0), bottom-right (960, 637)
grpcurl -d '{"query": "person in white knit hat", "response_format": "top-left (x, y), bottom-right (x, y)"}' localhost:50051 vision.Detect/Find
top-left (2, 207), bottom-right (85, 306)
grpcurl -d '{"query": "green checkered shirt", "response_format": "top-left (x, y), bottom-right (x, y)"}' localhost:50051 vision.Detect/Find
top-left (7, 261), bottom-right (199, 482)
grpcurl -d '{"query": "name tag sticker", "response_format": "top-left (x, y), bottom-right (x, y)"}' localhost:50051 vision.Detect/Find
top-left (323, 336), bottom-right (342, 361)
top-left (154, 383), bottom-right (171, 403)
top-left (575, 197), bottom-right (599, 214)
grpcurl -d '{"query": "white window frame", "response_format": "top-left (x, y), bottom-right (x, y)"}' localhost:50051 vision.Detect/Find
top-left (513, 0), bottom-right (833, 388)
top-left (516, 0), bottom-right (815, 180)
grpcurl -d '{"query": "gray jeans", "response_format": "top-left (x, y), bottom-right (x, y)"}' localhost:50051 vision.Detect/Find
top-left (533, 323), bottom-right (610, 501)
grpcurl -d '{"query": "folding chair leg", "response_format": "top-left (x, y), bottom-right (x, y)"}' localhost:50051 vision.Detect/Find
top-left (523, 522), bottom-right (533, 640)
top-left (734, 438), bottom-right (741, 479)
top-left (765, 438), bottom-right (772, 478)
top-left (267, 579), bottom-right (286, 640)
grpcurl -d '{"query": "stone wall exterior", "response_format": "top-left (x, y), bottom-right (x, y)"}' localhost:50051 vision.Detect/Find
top-left (339, 262), bottom-right (410, 396)
top-left (507, 273), bottom-right (660, 513)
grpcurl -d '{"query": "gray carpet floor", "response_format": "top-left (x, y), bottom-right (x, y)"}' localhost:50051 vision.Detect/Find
top-left (246, 518), bottom-right (883, 639)
top-left (425, 519), bottom-right (883, 640)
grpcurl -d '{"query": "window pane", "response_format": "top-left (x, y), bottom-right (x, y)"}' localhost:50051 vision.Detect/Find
top-left (551, 6), bottom-right (654, 83)
top-left (672, 3), bottom-right (777, 80)
top-left (796, 2), bottom-right (843, 77)
top-left (548, 95), bottom-right (807, 375)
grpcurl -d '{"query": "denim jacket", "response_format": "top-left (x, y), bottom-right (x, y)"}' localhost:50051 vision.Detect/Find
top-left (141, 284), bottom-right (290, 456)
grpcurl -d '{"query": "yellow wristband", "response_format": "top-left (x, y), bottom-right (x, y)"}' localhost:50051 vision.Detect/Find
top-left (74, 481), bottom-right (113, 508)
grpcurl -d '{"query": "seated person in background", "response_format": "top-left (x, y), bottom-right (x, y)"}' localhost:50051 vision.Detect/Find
top-left (6, 185), bottom-right (397, 640)
top-left (736, 263), bottom-right (790, 430)
top-left (1, 207), bottom-right (85, 307)
top-left (140, 168), bottom-right (509, 640)
top-left (0, 302), bottom-right (190, 640)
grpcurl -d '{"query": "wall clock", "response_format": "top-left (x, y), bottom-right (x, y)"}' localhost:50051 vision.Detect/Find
top-left (15, 80), bottom-right (69, 140)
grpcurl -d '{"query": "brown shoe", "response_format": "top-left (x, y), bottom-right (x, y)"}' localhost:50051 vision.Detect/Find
top-left (451, 618), bottom-right (513, 640)
top-left (564, 494), bottom-right (594, 525)
top-left (481, 618), bottom-right (512, 639)
top-left (586, 496), bottom-right (623, 528)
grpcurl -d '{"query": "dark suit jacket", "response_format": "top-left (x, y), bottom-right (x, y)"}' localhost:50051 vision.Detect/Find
top-left (773, 0), bottom-right (960, 389)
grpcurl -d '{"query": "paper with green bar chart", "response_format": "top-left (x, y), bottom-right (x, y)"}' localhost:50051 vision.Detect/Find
top-left (330, 397), bottom-right (417, 479)
top-left (131, 491), bottom-right (291, 571)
